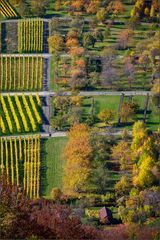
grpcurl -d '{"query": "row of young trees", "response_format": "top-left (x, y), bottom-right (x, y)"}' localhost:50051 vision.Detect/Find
top-left (0, 55), bottom-right (43, 91)
top-left (55, 0), bottom-right (125, 19)
top-left (0, 94), bottom-right (42, 134)
top-left (48, 18), bottom-right (158, 91)
top-left (18, 19), bottom-right (44, 53)
top-left (0, 135), bottom-right (41, 198)
top-left (131, 0), bottom-right (160, 20)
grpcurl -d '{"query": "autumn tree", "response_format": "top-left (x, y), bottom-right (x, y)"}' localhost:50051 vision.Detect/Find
top-left (115, 175), bottom-right (131, 196)
top-left (54, 0), bottom-right (62, 11)
top-left (69, 66), bottom-right (87, 90)
top-left (87, 0), bottom-right (101, 14)
top-left (130, 121), bottom-right (159, 189)
top-left (117, 29), bottom-right (134, 50)
top-left (124, 57), bottom-right (135, 89)
top-left (69, 46), bottom-right (85, 58)
top-left (100, 47), bottom-right (118, 87)
top-left (96, 8), bottom-right (106, 23)
top-left (119, 101), bottom-right (135, 123)
top-left (48, 34), bottom-right (64, 53)
top-left (112, 141), bottom-right (132, 170)
top-left (101, 67), bottom-right (118, 88)
top-left (66, 37), bottom-right (79, 50)
top-left (131, 121), bottom-right (149, 157)
top-left (113, 0), bottom-right (125, 16)
top-left (97, 109), bottom-right (114, 125)
top-left (0, 177), bottom-right (102, 239)
top-left (30, 0), bottom-right (49, 16)
top-left (133, 153), bottom-right (156, 188)
top-left (63, 124), bottom-right (92, 195)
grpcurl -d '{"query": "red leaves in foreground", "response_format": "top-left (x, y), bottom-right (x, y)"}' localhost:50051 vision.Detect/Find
top-left (0, 177), bottom-right (101, 239)
top-left (0, 177), bottom-right (159, 240)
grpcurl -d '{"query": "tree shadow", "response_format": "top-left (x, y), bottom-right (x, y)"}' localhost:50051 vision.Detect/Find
top-left (1, 23), bottom-right (7, 53)
top-left (40, 139), bottom-right (48, 197)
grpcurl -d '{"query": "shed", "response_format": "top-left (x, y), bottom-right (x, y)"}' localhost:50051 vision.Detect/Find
top-left (99, 207), bottom-right (113, 224)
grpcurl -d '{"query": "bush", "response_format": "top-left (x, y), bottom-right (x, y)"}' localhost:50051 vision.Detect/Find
top-left (51, 188), bottom-right (62, 202)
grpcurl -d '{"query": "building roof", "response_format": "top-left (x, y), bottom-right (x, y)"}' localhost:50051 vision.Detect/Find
top-left (99, 207), bottom-right (112, 219)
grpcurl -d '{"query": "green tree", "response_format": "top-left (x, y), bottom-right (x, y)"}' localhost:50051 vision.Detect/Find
top-left (103, 27), bottom-right (111, 39)
top-left (83, 33), bottom-right (96, 48)
top-left (115, 176), bottom-right (131, 196)
top-left (93, 29), bottom-right (104, 42)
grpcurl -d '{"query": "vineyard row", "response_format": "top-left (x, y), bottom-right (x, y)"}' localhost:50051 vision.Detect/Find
top-left (0, 135), bottom-right (41, 198)
top-left (18, 19), bottom-right (44, 53)
top-left (0, 55), bottom-right (43, 91)
top-left (0, 0), bottom-right (17, 18)
top-left (0, 94), bottom-right (42, 135)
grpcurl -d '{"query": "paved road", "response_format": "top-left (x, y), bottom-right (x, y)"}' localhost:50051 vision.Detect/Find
top-left (0, 53), bottom-right (52, 58)
top-left (0, 130), bottom-right (132, 140)
top-left (1, 91), bottom-right (152, 97)
top-left (1, 18), bottom-right (50, 23)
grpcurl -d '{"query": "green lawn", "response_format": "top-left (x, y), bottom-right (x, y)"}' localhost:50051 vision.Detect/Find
top-left (82, 95), bottom-right (120, 121)
top-left (147, 100), bottom-right (160, 131)
top-left (82, 95), bottom-right (159, 131)
top-left (41, 137), bottom-right (68, 198)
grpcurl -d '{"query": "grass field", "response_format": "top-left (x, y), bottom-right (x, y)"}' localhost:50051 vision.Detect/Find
top-left (82, 95), bottom-right (159, 130)
top-left (82, 96), bottom-right (120, 122)
top-left (41, 137), bottom-right (68, 198)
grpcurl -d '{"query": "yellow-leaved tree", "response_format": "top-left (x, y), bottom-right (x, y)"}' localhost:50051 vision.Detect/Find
top-left (131, 122), bottom-right (158, 189)
top-left (63, 124), bottom-right (92, 195)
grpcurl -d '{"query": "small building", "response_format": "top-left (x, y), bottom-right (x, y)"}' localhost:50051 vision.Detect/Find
top-left (99, 207), bottom-right (113, 224)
